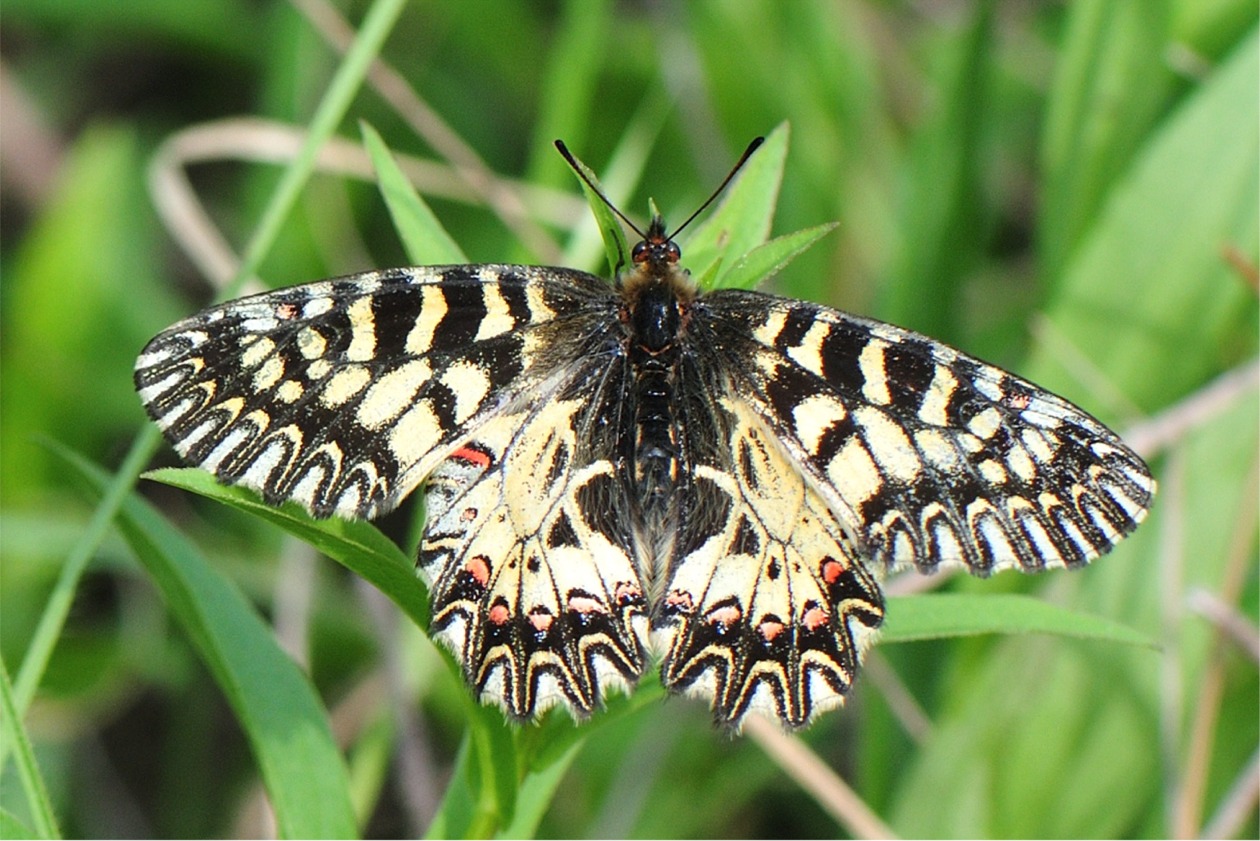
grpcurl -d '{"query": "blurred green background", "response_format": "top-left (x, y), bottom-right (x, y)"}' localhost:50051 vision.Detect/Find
top-left (2, 1), bottom-right (1256, 838)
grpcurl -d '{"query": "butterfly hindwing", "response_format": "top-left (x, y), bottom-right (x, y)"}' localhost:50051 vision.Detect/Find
top-left (418, 361), bottom-right (648, 719)
top-left (655, 393), bottom-right (885, 729)
top-left (700, 290), bottom-right (1154, 576)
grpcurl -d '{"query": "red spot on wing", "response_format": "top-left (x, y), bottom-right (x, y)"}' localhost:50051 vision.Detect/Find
top-left (528, 611), bottom-right (553, 632)
top-left (567, 594), bottom-right (606, 615)
top-left (615, 581), bottom-right (644, 606)
top-left (705, 604), bottom-right (742, 627)
top-left (802, 606), bottom-right (830, 632)
top-left (666, 590), bottom-right (695, 613)
top-left (488, 603), bottom-right (510, 625)
top-left (758, 619), bottom-right (785, 642)
top-left (450, 445), bottom-right (493, 469)
top-left (821, 557), bottom-right (844, 585)
top-left (464, 555), bottom-right (491, 586)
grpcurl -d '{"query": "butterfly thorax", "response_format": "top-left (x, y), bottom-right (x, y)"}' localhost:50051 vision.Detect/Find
top-left (620, 218), bottom-right (697, 528)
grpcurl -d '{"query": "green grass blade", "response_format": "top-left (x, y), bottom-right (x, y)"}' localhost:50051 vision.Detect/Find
top-left (496, 739), bottom-right (584, 839)
top-left (883, 593), bottom-right (1157, 648)
top-left (425, 702), bottom-right (520, 838)
top-left (880, 1), bottom-right (992, 339)
top-left (559, 92), bottom-right (670, 273)
top-left (60, 450), bottom-right (358, 839)
top-left (0, 656), bottom-right (60, 839)
top-left (361, 121), bottom-right (468, 265)
top-left (683, 123), bottom-right (789, 288)
top-left (229, 0), bottom-right (408, 298)
top-left (525, 0), bottom-right (614, 188)
top-left (717, 223), bottom-right (838, 291)
top-left (142, 467), bottom-right (427, 630)
top-left (1, 809), bottom-right (38, 840)
top-left (1023, 24), bottom-right (1259, 410)
top-left (562, 144), bottom-right (632, 277)
top-left (1039, 0), bottom-right (1176, 282)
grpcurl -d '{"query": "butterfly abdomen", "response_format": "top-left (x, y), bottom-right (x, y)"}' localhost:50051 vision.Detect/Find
top-left (626, 276), bottom-right (688, 521)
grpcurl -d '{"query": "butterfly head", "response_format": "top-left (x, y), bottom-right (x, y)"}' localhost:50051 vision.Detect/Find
top-left (630, 215), bottom-right (683, 276)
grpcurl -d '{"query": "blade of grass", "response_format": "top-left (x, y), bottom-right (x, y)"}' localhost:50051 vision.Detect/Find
top-left (559, 91), bottom-right (670, 273)
top-left (230, 0), bottom-right (407, 297)
top-left (496, 739), bottom-right (585, 839)
top-left (60, 448), bottom-right (358, 839)
top-left (883, 593), bottom-right (1157, 648)
top-left (0, 655), bottom-right (60, 839)
top-left (360, 121), bottom-right (467, 265)
top-left (142, 467), bottom-right (427, 629)
top-left (1023, 24), bottom-right (1259, 410)
top-left (880, 0), bottom-right (992, 339)
top-left (716, 223), bottom-right (837, 291)
top-left (683, 122), bottom-right (789, 288)
top-left (1039, 0), bottom-right (1175, 282)
top-left (0, 809), bottom-right (37, 840)
top-left (7, 0), bottom-right (407, 769)
top-left (525, 0), bottom-right (614, 188)
top-left (560, 143), bottom-right (632, 277)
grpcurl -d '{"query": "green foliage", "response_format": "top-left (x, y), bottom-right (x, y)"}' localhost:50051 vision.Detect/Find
top-left (2, 0), bottom-right (1255, 838)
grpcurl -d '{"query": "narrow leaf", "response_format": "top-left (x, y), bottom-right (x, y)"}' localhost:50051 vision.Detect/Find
top-left (0, 656), bottom-right (60, 839)
top-left (718, 223), bottom-right (838, 290)
top-left (562, 143), bottom-right (631, 277)
top-left (361, 121), bottom-right (467, 265)
top-left (61, 451), bottom-right (358, 839)
top-left (683, 123), bottom-right (789, 287)
top-left (143, 467), bottom-right (427, 630)
top-left (883, 593), bottom-right (1157, 648)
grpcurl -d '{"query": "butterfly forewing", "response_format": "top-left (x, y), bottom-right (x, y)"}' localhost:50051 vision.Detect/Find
top-left (135, 265), bottom-right (614, 520)
top-left (698, 290), bottom-right (1154, 578)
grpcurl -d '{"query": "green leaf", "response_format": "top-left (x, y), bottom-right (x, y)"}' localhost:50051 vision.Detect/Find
top-left (683, 123), bottom-right (789, 288)
top-left (883, 593), bottom-right (1157, 648)
top-left (880, 2), bottom-right (992, 339)
top-left (1024, 24), bottom-right (1259, 411)
top-left (525, 0), bottom-right (615, 188)
top-left (142, 467), bottom-right (427, 630)
top-left (425, 703), bottom-right (520, 838)
top-left (60, 451), bottom-right (357, 840)
top-left (1039, 0), bottom-right (1177, 281)
top-left (0, 656), bottom-right (60, 839)
top-left (716, 223), bottom-right (838, 290)
top-left (0, 808), bottom-right (38, 840)
top-left (361, 121), bottom-right (468, 265)
top-left (561, 143), bottom-right (632, 277)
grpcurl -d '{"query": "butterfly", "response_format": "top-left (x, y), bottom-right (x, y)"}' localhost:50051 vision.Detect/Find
top-left (134, 138), bottom-right (1154, 729)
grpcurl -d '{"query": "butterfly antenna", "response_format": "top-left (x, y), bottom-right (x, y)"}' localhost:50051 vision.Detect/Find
top-left (666, 136), bottom-right (765, 239)
top-left (554, 139), bottom-right (647, 239)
